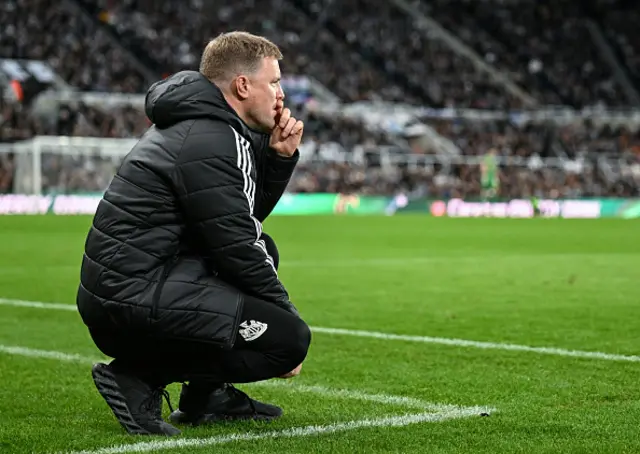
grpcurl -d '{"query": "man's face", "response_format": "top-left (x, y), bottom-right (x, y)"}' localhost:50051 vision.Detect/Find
top-left (245, 57), bottom-right (285, 133)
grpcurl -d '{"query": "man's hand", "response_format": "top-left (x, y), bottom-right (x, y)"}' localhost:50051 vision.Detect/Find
top-left (279, 363), bottom-right (302, 379)
top-left (270, 101), bottom-right (303, 158)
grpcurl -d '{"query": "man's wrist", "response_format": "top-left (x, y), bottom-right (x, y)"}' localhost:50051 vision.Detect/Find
top-left (271, 148), bottom-right (299, 159)
top-left (275, 150), bottom-right (295, 158)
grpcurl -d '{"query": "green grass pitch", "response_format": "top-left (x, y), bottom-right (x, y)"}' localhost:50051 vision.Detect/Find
top-left (0, 215), bottom-right (638, 453)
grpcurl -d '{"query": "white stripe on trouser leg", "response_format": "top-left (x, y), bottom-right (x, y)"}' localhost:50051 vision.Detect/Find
top-left (230, 126), bottom-right (277, 275)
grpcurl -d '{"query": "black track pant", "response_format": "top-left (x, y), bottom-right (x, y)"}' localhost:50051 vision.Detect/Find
top-left (88, 234), bottom-right (311, 387)
top-left (89, 295), bottom-right (310, 387)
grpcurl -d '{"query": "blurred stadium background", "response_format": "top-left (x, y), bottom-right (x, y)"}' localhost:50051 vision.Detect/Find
top-left (0, 0), bottom-right (639, 216)
top-left (1, 1), bottom-right (640, 453)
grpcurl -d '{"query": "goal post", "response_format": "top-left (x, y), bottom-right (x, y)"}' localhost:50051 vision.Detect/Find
top-left (0, 136), bottom-right (137, 195)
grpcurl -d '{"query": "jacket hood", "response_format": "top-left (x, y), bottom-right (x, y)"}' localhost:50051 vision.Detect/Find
top-left (145, 71), bottom-right (254, 138)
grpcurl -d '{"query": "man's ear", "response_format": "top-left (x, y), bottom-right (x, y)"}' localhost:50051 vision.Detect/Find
top-left (234, 75), bottom-right (250, 100)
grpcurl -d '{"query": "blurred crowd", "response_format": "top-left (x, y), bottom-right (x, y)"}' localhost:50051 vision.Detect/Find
top-left (0, 0), bottom-right (145, 92)
top-left (418, 0), bottom-right (631, 108)
top-left (424, 117), bottom-right (640, 158)
top-left (2, 94), bottom-right (639, 196)
top-left (597, 0), bottom-right (640, 87)
top-left (0, 99), bottom-right (147, 143)
top-left (81, 0), bottom-right (411, 104)
top-left (6, 0), bottom-right (631, 108)
top-left (287, 160), bottom-right (640, 198)
top-left (6, 150), bottom-right (634, 197)
top-left (3, 107), bottom-right (637, 197)
top-left (2, 0), bottom-right (639, 107)
top-left (0, 0), bottom-right (639, 198)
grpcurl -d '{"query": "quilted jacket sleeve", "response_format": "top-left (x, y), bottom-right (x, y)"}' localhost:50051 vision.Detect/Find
top-left (173, 122), bottom-right (292, 309)
top-left (252, 133), bottom-right (299, 222)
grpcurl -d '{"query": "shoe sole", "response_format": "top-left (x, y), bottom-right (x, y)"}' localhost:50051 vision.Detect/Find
top-left (91, 363), bottom-right (156, 435)
top-left (168, 409), bottom-right (281, 426)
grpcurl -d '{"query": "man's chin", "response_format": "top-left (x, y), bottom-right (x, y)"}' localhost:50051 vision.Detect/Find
top-left (256, 124), bottom-right (274, 134)
top-left (246, 113), bottom-right (275, 133)
top-left (257, 119), bottom-right (276, 134)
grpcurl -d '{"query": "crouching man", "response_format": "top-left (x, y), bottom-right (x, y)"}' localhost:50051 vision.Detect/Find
top-left (76, 31), bottom-right (310, 436)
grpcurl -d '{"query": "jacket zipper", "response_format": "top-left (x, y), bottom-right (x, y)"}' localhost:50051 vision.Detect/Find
top-left (226, 292), bottom-right (245, 348)
top-left (150, 256), bottom-right (177, 320)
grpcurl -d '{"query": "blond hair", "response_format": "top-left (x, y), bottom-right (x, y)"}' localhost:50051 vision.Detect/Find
top-left (199, 31), bottom-right (283, 83)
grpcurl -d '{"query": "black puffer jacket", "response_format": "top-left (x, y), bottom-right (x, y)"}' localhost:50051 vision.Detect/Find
top-left (76, 71), bottom-right (299, 348)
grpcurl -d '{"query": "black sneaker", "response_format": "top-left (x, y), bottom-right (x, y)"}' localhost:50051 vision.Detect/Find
top-left (168, 383), bottom-right (283, 425)
top-left (91, 362), bottom-right (181, 436)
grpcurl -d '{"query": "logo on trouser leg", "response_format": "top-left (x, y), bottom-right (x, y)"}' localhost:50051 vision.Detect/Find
top-left (239, 320), bottom-right (268, 341)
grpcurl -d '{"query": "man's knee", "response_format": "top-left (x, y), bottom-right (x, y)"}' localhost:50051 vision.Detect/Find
top-left (260, 232), bottom-right (279, 270)
top-left (88, 325), bottom-right (123, 359)
top-left (284, 316), bottom-right (311, 370)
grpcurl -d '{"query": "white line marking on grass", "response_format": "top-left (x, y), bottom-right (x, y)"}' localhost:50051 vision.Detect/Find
top-left (3, 297), bottom-right (639, 363)
top-left (0, 345), bottom-right (102, 363)
top-left (255, 381), bottom-right (456, 411)
top-left (252, 381), bottom-right (493, 414)
top-left (2, 342), bottom-right (494, 454)
top-left (0, 298), bottom-right (77, 311)
top-left (59, 410), bottom-right (483, 454)
top-left (312, 327), bottom-right (640, 363)
top-left (0, 344), bottom-right (493, 414)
